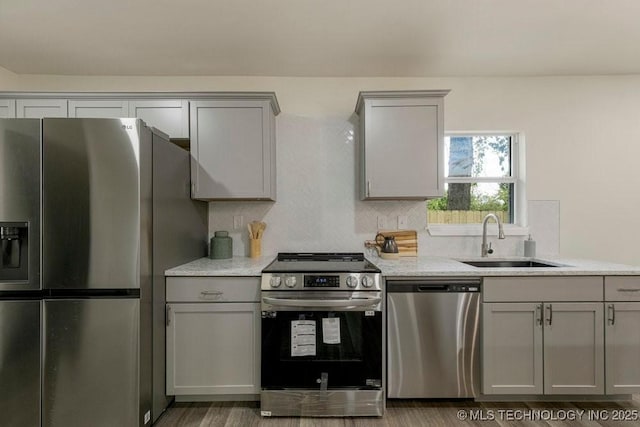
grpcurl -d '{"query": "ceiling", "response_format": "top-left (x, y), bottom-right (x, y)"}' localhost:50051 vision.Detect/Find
top-left (1, 0), bottom-right (639, 77)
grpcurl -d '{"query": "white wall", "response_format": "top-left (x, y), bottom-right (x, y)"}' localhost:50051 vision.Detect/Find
top-left (2, 69), bottom-right (639, 264)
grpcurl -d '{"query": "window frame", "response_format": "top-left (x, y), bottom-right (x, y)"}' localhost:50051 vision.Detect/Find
top-left (427, 131), bottom-right (528, 236)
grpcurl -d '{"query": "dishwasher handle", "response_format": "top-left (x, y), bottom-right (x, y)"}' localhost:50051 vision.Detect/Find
top-left (388, 279), bottom-right (481, 293)
top-left (417, 285), bottom-right (448, 292)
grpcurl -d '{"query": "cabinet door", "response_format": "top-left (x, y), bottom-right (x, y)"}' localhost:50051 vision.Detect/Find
top-left (166, 302), bottom-right (260, 395)
top-left (482, 302), bottom-right (543, 395)
top-left (16, 99), bottom-right (67, 118)
top-left (190, 100), bottom-right (275, 200)
top-left (68, 100), bottom-right (129, 118)
top-left (0, 99), bottom-right (16, 118)
top-left (130, 100), bottom-right (189, 139)
top-left (362, 97), bottom-right (443, 199)
top-left (543, 302), bottom-right (604, 395)
top-left (605, 302), bottom-right (640, 394)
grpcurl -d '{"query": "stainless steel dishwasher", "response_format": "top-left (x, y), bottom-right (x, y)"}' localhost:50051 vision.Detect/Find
top-left (387, 278), bottom-right (481, 398)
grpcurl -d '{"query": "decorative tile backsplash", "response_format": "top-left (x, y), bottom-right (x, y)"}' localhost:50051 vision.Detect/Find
top-left (209, 114), bottom-right (559, 258)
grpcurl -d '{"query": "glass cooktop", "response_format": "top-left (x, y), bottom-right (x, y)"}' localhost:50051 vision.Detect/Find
top-left (262, 252), bottom-right (381, 273)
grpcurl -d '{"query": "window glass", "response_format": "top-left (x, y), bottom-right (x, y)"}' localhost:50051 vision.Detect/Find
top-left (445, 136), bottom-right (511, 178)
top-left (428, 134), bottom-right (516, 224)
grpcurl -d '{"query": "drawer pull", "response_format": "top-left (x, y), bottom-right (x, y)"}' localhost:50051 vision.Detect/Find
top-left (200, 290), bottom-right (223, 299)
top-left (617, 288), bottom-right (640, 292)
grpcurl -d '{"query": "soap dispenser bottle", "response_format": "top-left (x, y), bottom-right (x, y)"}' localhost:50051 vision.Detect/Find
top-left (524, 234), bottom-right (536, 257)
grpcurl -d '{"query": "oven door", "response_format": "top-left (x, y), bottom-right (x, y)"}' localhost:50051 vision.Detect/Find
top-left (261, 291), bottom-right (382, 390)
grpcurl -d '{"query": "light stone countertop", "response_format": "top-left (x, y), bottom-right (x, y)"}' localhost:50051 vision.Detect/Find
top-left (375, 256), bottom-right (640, 277)
top-left (166, 255), bottom-right (640, 277)
top-left (165, 255), bottom-right (275, 276)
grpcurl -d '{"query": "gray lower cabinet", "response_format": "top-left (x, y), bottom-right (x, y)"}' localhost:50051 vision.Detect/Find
top-left (543, 302), bottom-right (604, 395)
top-left (483, 301), bottom-right (604, 395)
top-left (0, 99), bottom-right (16, 118)
top-left (355, 90), bottom-right (448, 200)
top-left (604, 276), bottom-right (640, 394)
top-left (482, 276), bottom-right (606, 396)
top-left (165, 277), bottom-right (261, 398)
top-left (190, 97), bottom-right (277, 200)
top-left (482, 302), bottom-right (543, 395)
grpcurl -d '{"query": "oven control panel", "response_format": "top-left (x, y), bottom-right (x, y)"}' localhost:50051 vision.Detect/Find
top-left (262, 272), bottom-right (382, 291)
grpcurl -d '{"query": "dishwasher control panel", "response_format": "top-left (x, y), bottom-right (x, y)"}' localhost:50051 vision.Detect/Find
top-left (448, 284), bottom-right (480, 292)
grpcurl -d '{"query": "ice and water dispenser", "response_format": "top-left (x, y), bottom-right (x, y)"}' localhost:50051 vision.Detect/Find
top-left (0, 118), bottom-right (41, 289)
top-left (0, 222), bottom-right (29, 281)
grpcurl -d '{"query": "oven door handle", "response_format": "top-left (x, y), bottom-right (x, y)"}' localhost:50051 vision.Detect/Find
top-left (262, 296), bottom-right (381, 309)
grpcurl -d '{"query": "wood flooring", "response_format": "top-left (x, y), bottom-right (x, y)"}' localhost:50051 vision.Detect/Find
top-left (154, 396), bottom-right (640, 427)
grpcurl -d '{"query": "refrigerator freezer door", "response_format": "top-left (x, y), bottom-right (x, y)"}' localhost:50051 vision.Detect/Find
top-left (0, 300), bottom-right (41, 427)
top-left (151, 131), bottom-right (207, 421)
top-left (42, 118), bottom-right (146, 290)
top-left (43, 298), bottom-right (139, 427)
top-left (0, 119), bottom-right (41, 291)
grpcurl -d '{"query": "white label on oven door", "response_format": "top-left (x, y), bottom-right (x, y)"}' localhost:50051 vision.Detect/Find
top-left (291, 320), bottom-right (316, 357)
top-left (322, 317), bottom-right (341, 344)
top-left (365, 310), bottom-right (375, 316)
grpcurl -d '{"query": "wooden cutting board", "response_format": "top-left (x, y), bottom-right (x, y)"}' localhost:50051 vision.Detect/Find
top-left (375, 230), bottom-right (417, 257)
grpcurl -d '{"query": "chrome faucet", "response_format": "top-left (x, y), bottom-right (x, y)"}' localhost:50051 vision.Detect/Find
top-left (481, 213), bottom-right (505, 257)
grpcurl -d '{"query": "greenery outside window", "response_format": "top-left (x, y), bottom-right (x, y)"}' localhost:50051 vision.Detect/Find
top-left (428, 133), bottom-right (523, 230)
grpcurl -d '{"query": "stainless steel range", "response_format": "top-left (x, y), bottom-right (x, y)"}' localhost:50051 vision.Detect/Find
top-left (260, 252), bottom-right (384, 417)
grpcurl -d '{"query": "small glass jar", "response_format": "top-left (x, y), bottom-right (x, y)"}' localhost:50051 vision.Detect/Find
top-left (209, 231), bottom-right (233, 259)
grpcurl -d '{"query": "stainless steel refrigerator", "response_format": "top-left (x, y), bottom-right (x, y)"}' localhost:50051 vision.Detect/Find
top-left (0, 118), bottom-right (207, 427)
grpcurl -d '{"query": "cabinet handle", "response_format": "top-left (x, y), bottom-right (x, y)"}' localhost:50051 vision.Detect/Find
top-left (546, 304), bottom-right (553, 326)
top-left (367, 181), bottom-right (371, 197)
top-left (200, 290), bottom-right (223, 299)
top-left (608, 304), bottom-right (616, 326)
top-left (536, 304), bottom-right (543, 326)
top-left (166, 305), bottom-right (171, 327)
top-left (618, 288), bottom-right (640, 292)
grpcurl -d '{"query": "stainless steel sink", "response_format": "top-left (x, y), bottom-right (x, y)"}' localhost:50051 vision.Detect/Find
top-left (460, 260), bottom-right (560, 268)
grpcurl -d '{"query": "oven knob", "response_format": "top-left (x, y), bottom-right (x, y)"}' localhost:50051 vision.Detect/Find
top-left (346, 276), bottom-right (358, 288)
top-left (285, 276), bottom-right (297, 288)
top-left (361, 275), bottom-right (374, 288)
top-left (270, 276), bottom-right (282, 288)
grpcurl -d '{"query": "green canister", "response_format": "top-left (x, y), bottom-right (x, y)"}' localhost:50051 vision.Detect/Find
top-left (209, 231), bottom-right (233, 259)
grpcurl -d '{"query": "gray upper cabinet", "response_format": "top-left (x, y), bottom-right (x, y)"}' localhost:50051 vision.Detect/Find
top-left (69, 99), bottom-right (189, 139)
top-left (0, 99), bottom-right (16, 118)
top-left (129, 100), bottom-right (189, 139)
top-left (355, 90), bottom-right (449, 200)
top-left (190, 95), bottom-right (279, 200)
top-left (68, 100), bottom-right (129, 118)
top-left (16, 99), bottom-right (68, 118)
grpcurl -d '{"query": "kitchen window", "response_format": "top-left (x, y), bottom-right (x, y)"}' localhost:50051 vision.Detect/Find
top-left (428, 133), bottom-right (526, 235)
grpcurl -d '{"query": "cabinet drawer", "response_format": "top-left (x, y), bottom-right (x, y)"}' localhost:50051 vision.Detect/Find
top-left (483, 276), bottom-right (603, 302)
top-left (166, 277), bottom-right (260, 302)
top-left (605, 276), bottom-right (640, 301)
